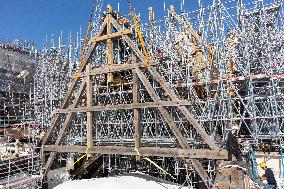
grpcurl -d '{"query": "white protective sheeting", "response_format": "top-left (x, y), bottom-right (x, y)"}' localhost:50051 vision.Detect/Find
top-left (54, 172), bottom-right (188, 189)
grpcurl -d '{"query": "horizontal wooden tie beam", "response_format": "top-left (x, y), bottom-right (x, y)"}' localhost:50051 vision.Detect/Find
top-left (77, 62), bottom-right (156, 78)
top-left (44, 145), bottom-right (228, 159)
top-left (89, 29), bottom-right (132, 44)
top-left (54, 100), bottom-right (191, 114)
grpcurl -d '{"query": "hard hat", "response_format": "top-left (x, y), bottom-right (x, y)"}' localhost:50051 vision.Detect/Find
top-left (259, 162), bottom-right (266, 168)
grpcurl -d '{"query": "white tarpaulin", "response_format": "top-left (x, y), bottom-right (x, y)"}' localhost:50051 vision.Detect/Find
top-left (54, 172), bottom-right (188, 189)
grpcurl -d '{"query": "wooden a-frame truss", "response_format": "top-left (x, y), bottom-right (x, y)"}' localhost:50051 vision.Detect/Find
top-left (42, 5), bottom-right (227, 188)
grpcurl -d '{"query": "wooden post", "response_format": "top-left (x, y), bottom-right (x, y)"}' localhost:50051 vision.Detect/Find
top-left (107, 4), bottom-right (114, 83)
top-left (133, 69), bottom-right (141, 160)
top-left (86, 63), bottom-right (93, 157)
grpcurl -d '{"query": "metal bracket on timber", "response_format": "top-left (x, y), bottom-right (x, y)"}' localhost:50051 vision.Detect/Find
top-left (42, 5), bottom-right (227, 188)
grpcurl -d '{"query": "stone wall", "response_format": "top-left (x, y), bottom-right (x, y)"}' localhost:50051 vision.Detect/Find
top-left (0, 48), bottom-right (37, 93)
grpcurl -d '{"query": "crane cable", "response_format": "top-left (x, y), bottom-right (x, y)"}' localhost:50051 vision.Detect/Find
top-left (75, 15), bottom-right (93, 79)
top-left (127, 0), bottom-right (150, 68)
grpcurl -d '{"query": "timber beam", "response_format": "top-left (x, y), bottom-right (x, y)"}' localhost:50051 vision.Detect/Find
top-left (43, 80), bottom-right (87, 176)
top-left (44, 145), bottom-right (228, 159)
top-left (53, 100), bottom-right (192, 114)
top-left (76, 62), bottom-right (157, 78)
top-left (89, 62), bottom-right (155, 75)
top-left (148, 66), bottom-right (219, 150)
top-left (71, 154), bottom-right (102, 178)
top-left (134, 67), bottom-right (212, 188)
top-left (42, 9), bottom-right (223, 188)
top-left (89, 29), bottom-right (132, 44)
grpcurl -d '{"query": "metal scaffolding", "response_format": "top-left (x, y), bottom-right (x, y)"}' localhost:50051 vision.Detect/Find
top-left (0, 91), bottom-right (43, 188)
top-left (0, 40), bottom-right (42, 188)
top-left (37, 0), bottom-right (284, 188)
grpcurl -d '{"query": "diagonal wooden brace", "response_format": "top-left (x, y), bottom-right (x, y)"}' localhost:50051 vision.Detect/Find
top-left (43, 80), bottom-right (86, 177)
top-left (135, 68), bottom-right (210, 188)
top-left (111, 13), bottom-right (218, 150)
top-left (42, 43), bottom-right (96, 145)
top-left (42, 15), bottom-right (108, 145)
top-left (147, 66), bottom-right (219, 150)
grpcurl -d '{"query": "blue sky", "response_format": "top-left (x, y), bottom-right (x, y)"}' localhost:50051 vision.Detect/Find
top-left (0, 0), bottom-right (213, 49)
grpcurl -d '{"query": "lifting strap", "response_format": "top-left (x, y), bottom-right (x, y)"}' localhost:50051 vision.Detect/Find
top-left (135, 148), bottom-right (176, 181)
top-left (76, 15), bottom-right (92, 79)
top-left (127, 0), bottom-right (150, 68)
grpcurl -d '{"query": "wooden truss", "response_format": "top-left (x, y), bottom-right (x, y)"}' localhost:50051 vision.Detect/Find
top-left (42, 5), bottom-right (227, 188)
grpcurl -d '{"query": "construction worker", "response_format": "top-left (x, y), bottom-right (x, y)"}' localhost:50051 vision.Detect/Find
top-left (258, 162), bottom-right (277, 189)
top-left (13, 139), bottom-right (20, 158)
top-left (226, 125), bottom-right (242, 161)
top-left (35, 130), bottom-right (45, 153)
